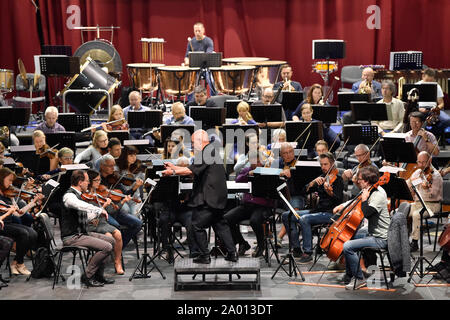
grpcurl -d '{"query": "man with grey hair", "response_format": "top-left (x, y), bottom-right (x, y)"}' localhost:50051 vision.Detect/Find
top-left (343, 144), bottom-right (378, 196)
top-left (374, 80), bottom-right (405, 135)
top-left (35, 106), bottom-right (66, 133)
top-left (123, 91), bottom-right (151, 140)
top-left (185, 86), bottom-right (218, 115)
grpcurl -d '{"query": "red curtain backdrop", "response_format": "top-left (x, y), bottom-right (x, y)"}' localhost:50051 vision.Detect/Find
top-left (2, 0), bottom-right (450, 94)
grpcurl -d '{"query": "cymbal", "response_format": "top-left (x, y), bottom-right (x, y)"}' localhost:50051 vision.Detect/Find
top-left (17, 58), bottom-right (28, 88)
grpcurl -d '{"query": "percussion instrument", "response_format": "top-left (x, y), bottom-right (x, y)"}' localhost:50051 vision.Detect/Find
top-left (127, 63), bottom-right (165, 92)
top-left (0, 69), bottom-right (14, 91)
top-left (312, 61), bottom-right (338, 74)
top-left (59, 57), bottom-right (120, 114)
top-left (237, 60), bottom-right (287, 88)
top-left (222, 57), bottom-right (269, 64)
top-left (210, 65), bottom-right (255, 95)
top-left (157, 66), bottom-right (199, 98)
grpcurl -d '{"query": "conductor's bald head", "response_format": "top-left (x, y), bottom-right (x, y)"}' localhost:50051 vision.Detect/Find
top-left (192, 130), bottom-right (210, 151)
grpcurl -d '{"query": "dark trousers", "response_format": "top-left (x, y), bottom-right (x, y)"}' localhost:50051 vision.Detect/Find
top-left (0, 236), bottom-right (13, 267)
top-left (224, 203), bottom-right (272, 248)
top-left (0, 223), bottom-right (37, 264)
top-left (189, 205), bottom-right (236, 257)
top-left (158, 203), bottom-right (194, 251)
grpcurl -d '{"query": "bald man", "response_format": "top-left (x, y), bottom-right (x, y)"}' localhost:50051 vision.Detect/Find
top-left (123, 91), bottom-right (151, 140)
top-left (184, 22), bottom-right (214, 66)
top-left (153, 102), bottom-right (194, 142)
top-left (162, 130), bottom-right (237, 264)
top-left (407, 151), bottom-right (443, 252)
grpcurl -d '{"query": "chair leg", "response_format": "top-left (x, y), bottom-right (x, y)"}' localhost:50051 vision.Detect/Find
top-left (53, 251), bottom-right (63, 289)
top-left (379, 252), bottom-right (389, 289)
top-left (425, 218), bottom-right (432, 245)
top-left (133, 236), bottom-right (140, 260)
top-left (433, 215), bottom-right (441, 252)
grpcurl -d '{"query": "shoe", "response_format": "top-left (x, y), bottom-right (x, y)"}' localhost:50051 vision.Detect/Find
top-left (292, 247), bottom-right (303, 258)
top-left (340, 274), bottom-right (352, 285)
top-left (345, 277), bottom-right (367, 290)
top-left (81, 274), bottom-right (104, 287)
top-left (189, 252), bottom-right (200, 259)
top-left (0, 281), bottom-right (7, 288)
top-left (224, 252), bottom-right (238, 262)
top-left (251, 246), bottom-right (264, 258)
top-left (238, 242), bottom-right (251, 256)
top-left (275, 237), bottom-right (283, 248)
top-left (426, 262), bottom-right (447, 272)
top-left (15, 263), bottom-right (31, 276)
top-left (298, 253), bottom-right (313, 264)
top-left (193, 255), bottom-right (211, 264)
top-left (95, 274), bottom-right (115, 285)
top-left (410, 241), bottom-right (419, 252)
top-left (10, 261), bottom-right (19, 275)
top-left (328, 261), bottom-right (346, 271)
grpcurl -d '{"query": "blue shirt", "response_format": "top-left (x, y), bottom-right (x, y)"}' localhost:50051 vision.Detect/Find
top-left (231, 119), bottom-right (257, 125)
top-left (185, 36), bottom-right (214, 57)
top-left (123, 104), bottom-right (151, 120)
top-left (165, 115), bottom-right (195, 125)
top-left (352, 80), bottom-right (382, 100)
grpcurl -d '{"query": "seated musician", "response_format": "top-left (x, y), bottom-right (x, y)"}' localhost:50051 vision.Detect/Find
top-left (98, 154), bottom-right (143, 249)
top-left (406, 151), bottom-right (443, 252)
top-left (231, 101), bottom-right (257, 125)
top-left (342, 144), bottom-right (378, 197)
top-left (34, 106), bottom-right (66, 134)
top-left (0, 168), bottom-right (39, 276)
top-left (282, 152), bottom-right (344, 262)
top-left (315, 140), bottom-right (329, 156)
top-left (255, 87), bottom-right (286, 129)
top-left (152, 102), bottom-right (194, 143)
top-left (292, 84), bottom-right (324, 121)
top-left (74, 130), bottom-right (109, 165)
top-left (86, 169), bottom-right (124, 274)
top-left (373, 80), bottom-right (404, 135)
top-left (123, 91), bottom-right (151, 140)
top-left (162, 137), bottom-right (184, 160)
top-left (93, 137), bottom-right (122, 171)
top-left (273, 64), bottom-right (303, 93)
top-left (62, 170), bottom-right (115, 287)
top-left (32, 130), bottom-right (59, 175)
top-left (101, 105), bottom-right (129, 132)
top-left (185, 86), bottom-right (218, 115)
top-left (416, 68), bottom-right (450, 139)
top-left (234, 133), bottom-right (259, 175)
top-left (405, 112), bottom-right (440, 156)
top-left (224, 150), bottom-right (275, 258)
top-left (332, 166), bottom-right (390, 290)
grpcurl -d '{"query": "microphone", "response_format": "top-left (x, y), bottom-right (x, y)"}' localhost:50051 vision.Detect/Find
top-left (187, 37), bottom-right (192, 42)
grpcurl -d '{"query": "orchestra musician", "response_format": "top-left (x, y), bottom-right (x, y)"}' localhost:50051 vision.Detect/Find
top-left (152, 102), bottom-right (194, 143)
top-left (405, 112), bottom-right (440, 156)
top-left (123, 91), bottom-right (151, 140)
top-left (282, 152), bottom-right (343, 262)
top-left (101, 105), bottom-right (129, 132)
top-left (373, 80), bottom-right (405, 135)
top-left (34, 106), bottom-right (66, 134)
top-left (185, 86), bottom-right (218, 115)
top-left (161, 130), bottom-right (238, 264)
top-left (93, 137), bottom-right (122, 171)
top-left (183, 22), bottom-right (214, 66)
top-left (333, 166), bottom-right (390, 290)
top-left (61, 170), bottom-right (115, 287)
top-left (256, 87), bottom-right (287, 128)
top-left (231, 101), bottom-right (257, 125)
top-left (0, 168), bottom-right (39, 276)
top-left (292, 84), bottom-right (324, 121)
top-left (273, 64), bottom-right (303, 93)
top-left (74, 130), bottom-right (109, 165)
top-left (407, 151), bottom-right (443, 252)
top-left (31, 130), bottom-right (59, 177)
top-left (162, 137), bottom-right (185, 160)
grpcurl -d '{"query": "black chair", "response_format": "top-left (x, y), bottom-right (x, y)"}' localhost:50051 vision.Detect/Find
top-left (119, 225), bottom-right (141, 261)
top-left (308, 223), bottom-right (332, 271)
top-left (424, 180), bottom-right (450, 251)
top-left (355, 246), bottom-right (394, 290)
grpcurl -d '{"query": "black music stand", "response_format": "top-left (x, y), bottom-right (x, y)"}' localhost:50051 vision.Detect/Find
top-left (190, 107), bottom-right (226, 130)
top-left (311, 105), bottom-right (338, 124)
top-left (281, 92), bottom-right (304, 111)
top-left (224, 100), bottom-right (242, 119)
top-left (381, 173), bottom-right (413, 210)
top-left (107, 130), bottom-right (130, 145)
top-left (338, 92), bottom-right (371, 111)
top-left (285, 121), bottom-right (323, 151)
top-left (401, 83), bottom-right (438, 103)
top-left (0, 106), bottom-right (31, 146)
top-left (9, 145), bottom-right (36, 170)
top-left (188, 52), bottom-right (222, 68)
top-left (57, 113), bottom-right (91, 142)
top-left (128, 110), bottom-right (163, 129)
top-left (291, 161), bottom-right (323, 191)
top-left (45, 132), bottom-right (76, 154)
top-left (39, 56), bottom-right (80, 77)
top-left (343, 124), bottom-right (379, 146)
top-left (160, 125), bottom-right (195, 144)
top-left (250, 103), bottom-right (283, 123)
top-left (381, 140), bottom-right (417, 164)
top-left (351, 102), bottom-right (388, 124)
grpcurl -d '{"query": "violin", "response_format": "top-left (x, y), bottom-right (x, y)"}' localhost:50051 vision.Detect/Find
top-left (106, 172), bottom-right (137, 187)
top-left (81, 191), bottom-right (119, 210)
top-left (422, 166), bottom-right (433, 185)
top-left (3, 186), bottom-right (36, 201)
top-left (37, 144), bottom-right (58, 160)
top-left (96, 184), bottom-right (141, 204)
top-left (325, 168), bottom-right (339, 192)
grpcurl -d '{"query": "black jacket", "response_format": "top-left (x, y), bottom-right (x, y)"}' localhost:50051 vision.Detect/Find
top-left (60, 188), bottom-right (87, 239)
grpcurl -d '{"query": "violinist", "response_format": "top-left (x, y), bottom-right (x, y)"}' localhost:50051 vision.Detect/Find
top-left (74, 130), bottom-right (109, 165)
top-left (86, 169), bottom-right (124, 275)
top-left (407, 151), bottom-right (443, 252)
top-left (234, 133), bottom-right (259, 175)
top-left (93, 137), bottom-right (122, 171)
top-left (32, 130), bottom-right (59, 175)
top-left (333, 166), bottom-right (390, 290)
top-left (0, 168), bottom-right (38, 276)
top-left (281, 152), bottom-right (344, 263)
top-left (103, 105), bottom-right (129, 132)
top-left (34, 106), bottom-right (66, 134)
top-left (98, 154), bottom-right (142, 249)
top-left (405, 112), bottom-right (439, 156)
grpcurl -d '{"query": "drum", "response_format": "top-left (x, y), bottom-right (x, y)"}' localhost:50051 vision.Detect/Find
top-left (158, 66), bottom-right (199, 97)
top-left (313, 61), bottom-right (338, 73)
top-left (237, 60), bottom-right (287, 88)
top-left (60, 57), bottom-right (120, 114)
top-left (210, 65), bottom-right (255, 95)
top-left (127, 63), bottom-right (165, 92)
top-left (222, 57), bottom-right (269, 64)
top-left (0, 69), bottom-right (14, 91)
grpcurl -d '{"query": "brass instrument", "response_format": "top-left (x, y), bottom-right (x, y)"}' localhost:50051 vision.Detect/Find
top-left (397, 76), bottom-right (405, 99)
top-left (0, 126), bottom-right (9, 142)
top-left (283, 77), bottom-right (294, 92)
top-left (358, 80), bottom-right (372, 94)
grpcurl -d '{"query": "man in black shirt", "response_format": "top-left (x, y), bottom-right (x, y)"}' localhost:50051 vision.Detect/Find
top-left (162, 130), bottom-right (237, 264)
top-left (185, 86), bottom-right (218, 115)
top-left (281, 152), bottom-right (344, 263)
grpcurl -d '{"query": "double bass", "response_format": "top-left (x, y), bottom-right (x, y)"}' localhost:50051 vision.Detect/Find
top-left (320, 171), bottom-right (390, 261)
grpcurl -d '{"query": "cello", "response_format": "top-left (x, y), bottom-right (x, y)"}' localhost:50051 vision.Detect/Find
top-left (320, 171), bottom-right (390, 261)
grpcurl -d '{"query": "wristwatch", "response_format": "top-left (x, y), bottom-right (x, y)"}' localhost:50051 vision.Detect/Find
top-left (171, 169), bottom-right (176, 175)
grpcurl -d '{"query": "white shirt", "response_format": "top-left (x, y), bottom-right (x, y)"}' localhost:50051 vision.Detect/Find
top-left (375, 97), bottom-right (405, 132)
top-left (63, 187), bottom-right (103, 221)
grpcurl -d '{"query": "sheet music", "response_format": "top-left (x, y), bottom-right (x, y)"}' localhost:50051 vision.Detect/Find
top-left (380, 166), bottom-right (406, 174)
top-left (61, 164), bottom-right (89, 170)
top-left (383, 132), bottom-right (407, 139)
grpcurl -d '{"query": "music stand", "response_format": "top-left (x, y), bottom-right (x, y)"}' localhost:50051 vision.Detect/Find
top-left (224, 100), bottom-right (242, 119)
top-left (107, 130), bottom-right (130, 145)
top-left (0, 106), bottom-right (31, 146)
top-left (311, 105), bottom-right (338, 124)
top-left (57, 113), bottom-right (91, 132)
top-left (45, 132), bottom-right (76, 154)
top-left (379, 172), bottom-right (413, 210)
top-left (337, 92), bottom-right (371, 111)
top-left (343, 124), bottom-right (378, 146)
top-left (351, 102), bottom-right (388, 124)
top-left (281, 92), bottom-right (304, 111)
top-left (285, 121), bottom-right (323, 150)
top-left (124, 139), bottom-right (152, 154)
top-left (190, 107), bottom-right (226, 130)
top-left (128, 110), bottom-right (163, 129)
top-left (160, 125), bottom-right (195, 144)
top-left (188, 52), bottom-right (222, 68)
top-left (9, 145), bottom-right (36, 171)
top-left (291, 161), bottom-right (323, 191)
top-left (401, 83), bottom-right (437, 103)
top-left (381, 140), bottom-right (417, 164)
top-left (39, 56), bottom-right (80, 77)
top-left (250, 103), bottom-right (283, 123)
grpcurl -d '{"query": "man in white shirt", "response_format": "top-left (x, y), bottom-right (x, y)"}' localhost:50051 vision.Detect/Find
top-left (375, 80), bottom-right (405, 135)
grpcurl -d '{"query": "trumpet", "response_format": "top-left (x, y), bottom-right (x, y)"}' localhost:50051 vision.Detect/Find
top-left (358, 80), bottom-right (372, 94)
top-left (282, 77), bottom-right (295, 92)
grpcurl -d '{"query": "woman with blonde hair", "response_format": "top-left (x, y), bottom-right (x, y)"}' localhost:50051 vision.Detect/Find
top-left (74, 130), bottom-right (108, 164)
top-left (232, 101), bottom-right (257, 125)
top-left (101, 105), bottom-right (129, 132)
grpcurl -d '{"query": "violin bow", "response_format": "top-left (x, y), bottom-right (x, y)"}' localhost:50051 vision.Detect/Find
top-left (295, 130), bottom-right (311, 162)
top-left (329, 126), bottom-right (344, 152)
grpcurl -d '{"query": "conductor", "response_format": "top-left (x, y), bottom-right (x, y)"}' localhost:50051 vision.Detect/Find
top-left (162, 130), bottom-right (238, 264)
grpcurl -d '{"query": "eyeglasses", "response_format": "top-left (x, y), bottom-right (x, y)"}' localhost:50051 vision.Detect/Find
top-left (98, 139), bottom-right (108, 143)
top-left (61, 156), bottom-right (74, 160)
